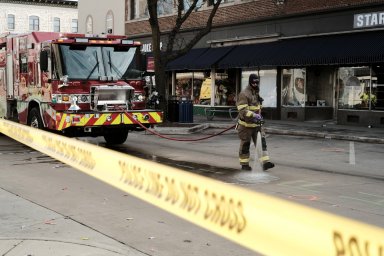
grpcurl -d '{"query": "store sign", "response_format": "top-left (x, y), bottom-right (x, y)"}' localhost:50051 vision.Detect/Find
top-left (354, 11), bottom-right (384, 28)
top-left (141, 42), bottom-right (163, 53)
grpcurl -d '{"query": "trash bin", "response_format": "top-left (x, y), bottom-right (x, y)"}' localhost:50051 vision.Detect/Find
top-left (167, 96), bottom-right (179, 122)
top-left (179, 97), bottom-right (193, 123)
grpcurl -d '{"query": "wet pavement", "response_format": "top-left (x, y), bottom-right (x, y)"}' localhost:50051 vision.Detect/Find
top-left (1, 115), bottom-right (383, 255)
top-left (155, 114), bottom-right (384, 144)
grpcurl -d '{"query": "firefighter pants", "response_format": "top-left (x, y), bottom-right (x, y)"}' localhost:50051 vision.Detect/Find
top-left (237, 124), bottom-right (270, 166)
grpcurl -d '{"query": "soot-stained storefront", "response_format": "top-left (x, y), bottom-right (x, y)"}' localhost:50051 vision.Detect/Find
top-left (132, 3), bottom-right (384, 127)
top-left (162, 6), bottom-right (384, 127)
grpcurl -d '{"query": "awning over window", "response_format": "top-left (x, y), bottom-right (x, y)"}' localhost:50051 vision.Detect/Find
top-left (166, 48), bottom-right (209, 71)
top-left (166, 30), bottom-right (384, 71)
top-left (166, 46), bottom-right (234, 70)
top-left (187, 46), bottom-right (235, 70)
top-left (217, 30), bottom-right (384, 68)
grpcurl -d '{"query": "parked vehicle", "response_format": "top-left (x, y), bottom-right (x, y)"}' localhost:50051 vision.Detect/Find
top-left (0, 32), bottom-right (162, 144)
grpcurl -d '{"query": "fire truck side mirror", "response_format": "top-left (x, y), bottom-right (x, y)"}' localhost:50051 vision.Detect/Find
top-left (40, 50), bottom-right (49, 72)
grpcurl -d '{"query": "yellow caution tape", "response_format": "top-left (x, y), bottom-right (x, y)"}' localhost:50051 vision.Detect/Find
top-left (0, 118), bottom-right (383, 256)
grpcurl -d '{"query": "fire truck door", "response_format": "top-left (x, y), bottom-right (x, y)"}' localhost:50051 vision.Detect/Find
top-left (0, 67), bottom-right (5, 117)
top-left (6, 53), bottom-right (13, 98)
top-left (0, 68), bottom-right (4, 88)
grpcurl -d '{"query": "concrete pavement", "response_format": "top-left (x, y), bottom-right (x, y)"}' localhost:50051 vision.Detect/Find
top-left (0, 188), bottom-right (146, 256)
top-left (155, 115), bottom-right (384, 144)
top-left (1, 116), bottom-right (383, 255)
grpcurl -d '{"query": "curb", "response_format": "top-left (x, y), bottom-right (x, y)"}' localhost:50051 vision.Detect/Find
top-left (265, 128), bottom-right (384, 144)
top-left (154, 123), bottom-right (384, 144)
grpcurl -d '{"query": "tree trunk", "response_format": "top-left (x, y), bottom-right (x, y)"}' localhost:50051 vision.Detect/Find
top-left (147, 0), bottom-right (168, 115)
top-left (147, 0), bottom-right (223, 120)
top-left (154, 61), bottom-right (168, 117)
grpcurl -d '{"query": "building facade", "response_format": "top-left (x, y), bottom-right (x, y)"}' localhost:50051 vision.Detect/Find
top-left (78, 0), bottom-right (125, 35)
top-left (0, 0), bottom-right (78, 34)
top-left (125, 0), bottom-right (384, 127)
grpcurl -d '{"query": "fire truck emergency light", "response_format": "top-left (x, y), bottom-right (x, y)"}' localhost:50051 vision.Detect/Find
top-left (75, 38), bottom-right (89, 43)
top-left (121, 40), bottom-right (134, 45)
top-left (62, 95), bottom-right (70, 102)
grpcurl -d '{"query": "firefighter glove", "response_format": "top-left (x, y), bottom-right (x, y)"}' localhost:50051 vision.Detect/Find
top-left (253, 113), bottom-right (263, 121)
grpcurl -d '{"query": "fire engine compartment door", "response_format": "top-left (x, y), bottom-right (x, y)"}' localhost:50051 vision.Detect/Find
top-left (0, 68), bottom-right (4, 117)
top-left (0, 68), bottom-right (4, 89)
top-left (6, 53), bottom-right (13, 97)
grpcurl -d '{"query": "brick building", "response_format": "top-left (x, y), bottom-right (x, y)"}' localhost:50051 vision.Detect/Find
top-left (125, 0), bottom-right (384, 127)
top-left (0, 0), bottom-right (78, 34)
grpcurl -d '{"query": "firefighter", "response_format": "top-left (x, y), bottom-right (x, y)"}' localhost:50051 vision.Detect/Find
top-left (236, 73), bottom-right (275, 171)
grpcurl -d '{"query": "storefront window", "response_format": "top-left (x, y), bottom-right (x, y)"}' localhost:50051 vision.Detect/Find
top-left (242, 69), bottom-right (277, 108)
top-left (175, 70), bottom-right (237, 106)
top-left (214, 70), bottom-right (236, 106)
top-left (337, 66), bottom-right (381, 110)
top-left (175, 72), bottom-right (206, 103)
top-left (199, 75), bottom-right (211, 104)
top-left (281, 68), bottom-right (306, 107)
top-left (372, 66), bottom-right (384, 110)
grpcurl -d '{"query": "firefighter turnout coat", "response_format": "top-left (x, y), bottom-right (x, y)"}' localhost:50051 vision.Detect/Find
top-left (236, 85), bottom-right (270, 167)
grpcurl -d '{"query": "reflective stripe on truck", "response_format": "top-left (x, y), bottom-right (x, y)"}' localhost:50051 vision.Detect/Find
top-left (56, 111), bottom-right (163, 130)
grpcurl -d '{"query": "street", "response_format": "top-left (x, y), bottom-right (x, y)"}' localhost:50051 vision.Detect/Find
top-left (0, 129), bottom-right (383, 256)
top-left (99, 129), bottom-right (384, 226)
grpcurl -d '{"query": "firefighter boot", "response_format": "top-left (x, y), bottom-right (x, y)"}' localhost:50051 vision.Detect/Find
top-left (262, 162), bottom-right (275, 171)
top-left (241, 165), bottom-right (252, 171)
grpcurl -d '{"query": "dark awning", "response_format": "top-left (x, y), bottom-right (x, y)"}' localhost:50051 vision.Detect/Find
top-left (166, 31), bottom-right (384, 70)
top-left (187, 46), bottom-right (235, 70)
top-left (217, 30), bottom-right (384, 68)
top-left (166, 48), bottom-right (209, 71)
top-left (166, 46), bottom-right (235, 70)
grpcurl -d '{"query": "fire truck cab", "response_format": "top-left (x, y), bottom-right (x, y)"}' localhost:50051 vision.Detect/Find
top-left (0, 32), bottom-right (162, 144)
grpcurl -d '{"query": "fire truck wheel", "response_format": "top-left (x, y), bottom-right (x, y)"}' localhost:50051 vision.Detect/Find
top-left (28, 108), bottom-right (43, 129)
top-left (103, 128), bottom-right (129, 145)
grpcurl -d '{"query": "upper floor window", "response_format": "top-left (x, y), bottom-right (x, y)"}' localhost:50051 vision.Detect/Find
top-left (157, 0), bottom-right (174, 15)
top-left (86, 16), bottom-right (93, 34)
top-left (106, 10), bottom-right (114, 34)
top-left (183, 0), bottom-right (203, 11)
top-left (129, 0), bottom-right (175, 20)
top-left (129, 0), bottom-right (137, 19)
top-left (207, 0), bottom-right (233, 6)
top-left (71, 19), bottom-right (78, 33)
top-left (53, 17), bottom-right (60, 32)
top-left (7, 14), bottom-right (15, 30)
top-left (29, 15), bottom-right (39, 31)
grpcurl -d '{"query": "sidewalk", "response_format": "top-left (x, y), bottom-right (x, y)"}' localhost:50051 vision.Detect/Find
top-left (0, 188), bottom-right (145, 256)
top-left (155, 114), bottom-right (384, 144)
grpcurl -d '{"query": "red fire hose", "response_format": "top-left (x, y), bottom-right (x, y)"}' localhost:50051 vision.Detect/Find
top-left (126, 111), bottom-right (236, 142)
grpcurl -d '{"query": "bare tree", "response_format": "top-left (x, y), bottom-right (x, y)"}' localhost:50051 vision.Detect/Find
top-left (147, 0), bottom-right (222, 113)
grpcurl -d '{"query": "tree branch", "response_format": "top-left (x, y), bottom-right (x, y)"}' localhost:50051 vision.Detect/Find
top-left (167, 0), bottom-right (200, 53)
top-left (166, 0), bottom-right (222, 63)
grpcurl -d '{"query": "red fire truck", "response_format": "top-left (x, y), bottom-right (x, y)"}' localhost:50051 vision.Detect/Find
top-left (0, 32), bottom-right (162, 144)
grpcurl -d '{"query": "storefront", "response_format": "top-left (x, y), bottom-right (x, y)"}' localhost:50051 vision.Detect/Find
top-left (128, 3), bottom-right (384, 127)
top-left (165, 29), bottom-right (384, 127)
top-left (166, 45), bottom-right (279, 120)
